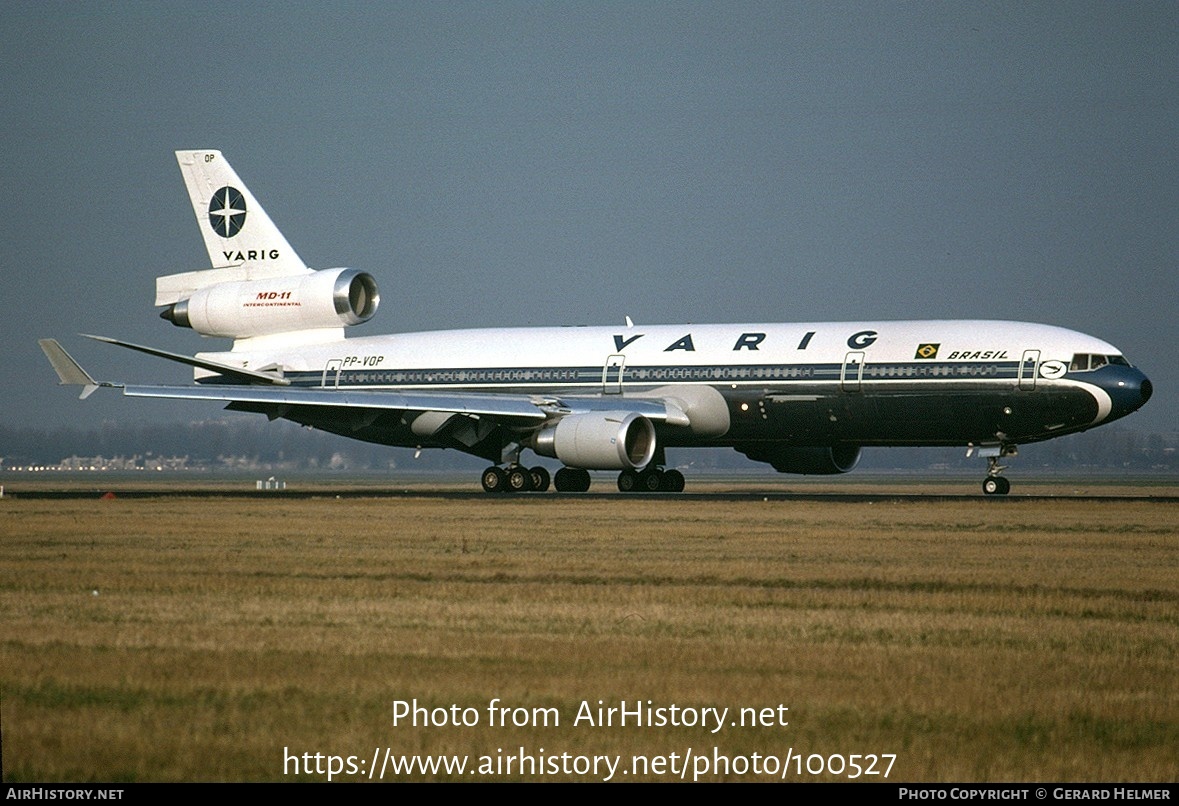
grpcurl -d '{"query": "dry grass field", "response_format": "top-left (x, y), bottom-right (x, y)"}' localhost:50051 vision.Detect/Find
top-left (2, 481), bottom-right (1176, 781)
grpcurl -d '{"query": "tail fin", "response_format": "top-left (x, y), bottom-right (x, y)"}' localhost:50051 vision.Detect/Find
top-left (158, 151), bottom-right (312, 305)
top-left (175, 149), bottom-right (308, 275)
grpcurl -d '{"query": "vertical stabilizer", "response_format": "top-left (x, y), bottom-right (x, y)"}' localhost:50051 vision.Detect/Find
top-left (175, 150), bottom-right (308, 277)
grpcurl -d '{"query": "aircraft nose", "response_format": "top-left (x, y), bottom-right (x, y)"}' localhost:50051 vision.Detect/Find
top-left (1105, 367), bottom-right (1152, 420)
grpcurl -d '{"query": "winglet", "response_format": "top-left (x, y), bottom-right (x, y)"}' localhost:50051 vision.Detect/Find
top-left (39, 339), bottom-right (102, 399)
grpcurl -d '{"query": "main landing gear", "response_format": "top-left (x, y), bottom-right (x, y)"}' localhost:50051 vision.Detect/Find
top-left (480, 464), bottom-right (551, 493)
top-left (614, 447), bottom-right (684, 493)
top-left (553, 467), bottom-right (591, 492)
top-left (616, 467), bottom-right (685, 493)
top-left (481, 447), bottom-right (683, 494)
top-left (478, 465), bottom-right (686, 493)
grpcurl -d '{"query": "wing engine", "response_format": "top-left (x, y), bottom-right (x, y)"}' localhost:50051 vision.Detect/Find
top-left (530, 411), bottom-right (657, 470)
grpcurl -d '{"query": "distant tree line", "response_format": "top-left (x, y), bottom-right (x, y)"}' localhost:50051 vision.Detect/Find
top-left (1, 418), bottom-right (1175, 473)
top-left (0, 418), bottom-right (441, 471)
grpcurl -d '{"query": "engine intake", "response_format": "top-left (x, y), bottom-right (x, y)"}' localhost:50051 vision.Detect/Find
top-left (532, 411), bottom-right (656, 470)
top-left (160, 268), bottom-right (379, 339)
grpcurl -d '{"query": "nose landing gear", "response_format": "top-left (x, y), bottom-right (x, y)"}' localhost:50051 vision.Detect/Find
top-left (982, 472), bottom-right (1011, 496)
top-left (969, 443), bottom-right (1018, 496)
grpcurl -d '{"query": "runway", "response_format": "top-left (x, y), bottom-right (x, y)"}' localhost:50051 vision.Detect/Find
top-left (8, 486), bottom-right (1177, 503)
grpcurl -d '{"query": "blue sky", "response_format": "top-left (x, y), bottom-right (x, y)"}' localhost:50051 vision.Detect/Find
top-left (3, 2), bottom-right (1175, 435)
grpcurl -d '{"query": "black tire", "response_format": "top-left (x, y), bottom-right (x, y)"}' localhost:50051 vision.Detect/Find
top-left (639, 469), bottom-right (663, 492)
top-left (530, 466), bottom-right (551, 492)
top-left (481, 466), bottom-right (507, 494)
top-left (554, 467), bottom-right (588, 492)
top-left (661, 469), bottom-right (685, 493)
top-left (617, 469), bottom-right (638, 492)
top-left (507, 467), bottom-right (533, 492)
top-left (982, 477), bottom-right (1010, 496)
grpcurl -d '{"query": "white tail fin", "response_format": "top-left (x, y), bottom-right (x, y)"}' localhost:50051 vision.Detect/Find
top-left (176, 149), bottom-right (308, 273)
top-left (159, 151), bottom-right (312, 305)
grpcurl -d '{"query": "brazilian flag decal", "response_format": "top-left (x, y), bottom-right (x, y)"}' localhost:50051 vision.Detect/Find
top-left (914, 343), bottom-right (940, 359)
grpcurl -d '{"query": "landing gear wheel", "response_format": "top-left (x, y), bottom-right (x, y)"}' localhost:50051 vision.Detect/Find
top-left (481, 466), bottom-right (508, 494)
top-left (617, 469), bottom-right (639, 492)
top-left (639, 468), bottom-right (664, 492)
top-left (530, 466), bottom-right (551, 492)
top-left (506, 466), bottom-right (534, 492)
top-left (661, 469), bottom-right (685, 492)
top-left (981, 449), bottom-right (1015, 496)
top-left (982, 476), bottom-right (1010, 496)
top-left (554, 468), bottom-right (591, 492)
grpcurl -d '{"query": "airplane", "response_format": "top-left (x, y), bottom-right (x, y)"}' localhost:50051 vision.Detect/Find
top-left (41, 150), bottom-right (1153, 495)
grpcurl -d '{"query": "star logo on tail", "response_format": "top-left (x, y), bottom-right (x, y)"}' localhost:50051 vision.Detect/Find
top-left (208, 186), bottom-right (247, 237)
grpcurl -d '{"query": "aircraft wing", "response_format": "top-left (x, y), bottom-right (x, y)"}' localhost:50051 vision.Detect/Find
top-left (39, 338), bottom-right (687, 424)
top-left (79, 334), bottom-right (291, 385)
top-left (121, 383), bottom-right (549, 420)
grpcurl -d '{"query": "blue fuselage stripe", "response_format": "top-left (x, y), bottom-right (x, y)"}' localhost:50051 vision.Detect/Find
top-left (251, 360), bottom-right (1031, 389)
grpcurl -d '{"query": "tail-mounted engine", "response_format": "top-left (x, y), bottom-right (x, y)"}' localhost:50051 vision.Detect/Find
top-left (159, 268), bottom-right (379, 339)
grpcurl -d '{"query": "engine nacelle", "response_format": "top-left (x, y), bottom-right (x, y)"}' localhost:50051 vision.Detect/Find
top-left (159, 268), bottom-right (379, 338)
top-left (738, 445), bottom-right (862, 475)
top-left (532, 411), bottom-right (657, 470)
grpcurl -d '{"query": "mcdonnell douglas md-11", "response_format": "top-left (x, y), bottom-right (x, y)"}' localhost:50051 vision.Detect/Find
top-left (41, 150), bottom-right (1152, 494)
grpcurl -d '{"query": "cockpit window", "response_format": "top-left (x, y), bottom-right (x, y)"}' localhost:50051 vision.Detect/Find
top-left (1069, 353), bottom-right (1127, 371)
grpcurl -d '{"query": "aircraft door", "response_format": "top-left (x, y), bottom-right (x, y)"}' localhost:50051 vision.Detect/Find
top-left (603, 354), bottom-right (625, 394)
top-left (1019, 350), bottom-right (1040, 391)
top-left (841, 351), bottom-right (865, 392)
top-left (322, 359), bottom-right (342, 389)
